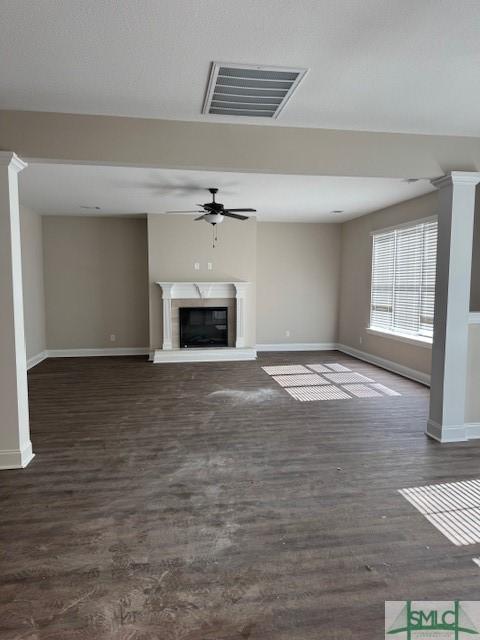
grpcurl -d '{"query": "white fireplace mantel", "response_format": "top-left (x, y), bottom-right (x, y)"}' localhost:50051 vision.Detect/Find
top-left (154, 281), bottom-right (255, 363)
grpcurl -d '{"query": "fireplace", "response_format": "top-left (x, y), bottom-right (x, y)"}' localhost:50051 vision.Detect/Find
top-left (179, 307), bottom-right (228, 348)
top-left (153, 282), bottom-right (256, 363)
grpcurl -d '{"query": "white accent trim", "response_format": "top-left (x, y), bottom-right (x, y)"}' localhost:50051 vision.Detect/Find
top-left (366, 327), bottom-right (432, 348)
top-left (153, 347), bottom-right (256, 363)
top-left (0, 151), bottom-right (28, 172)
top-left (156, 281), bottom-right (246, 300)
top-left (256, 342), bottom-right (337, 352)
top-left (27, 351), bottom-right (48, 370)
top-left (336, 343), bottom-right (431, 386)
top-left (47, 347), bottom-right (149, 358)
top-left (432, 172), bottom-right (480, 189)
top-left (0, 442), bottom-right (35, 470)
top-left (469, 312), bottom-right (480, 324)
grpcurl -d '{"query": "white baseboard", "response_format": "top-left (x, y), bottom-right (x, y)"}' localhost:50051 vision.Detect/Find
top-left (336, 343), bottom-right (431, 386)
top-left (256, 342), bottom-right (337, 352)
top-left (466, 423), bottom-right (480, 440)
top-left (27, 350), bottom-right (48, 370)
top-left (0, 442), bottom-right (35, 470)
top-left (46, 347), bottom-right (150, 358)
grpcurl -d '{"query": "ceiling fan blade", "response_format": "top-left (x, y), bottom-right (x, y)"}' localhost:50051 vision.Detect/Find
top-left (194, 215), bottom-right (207, 221)
top-left (223, 211), bottom-right (249, 221)
top-left (224, 208), bottom-right (256, 212)
top-left (165, 210), bottom-right (204, 213)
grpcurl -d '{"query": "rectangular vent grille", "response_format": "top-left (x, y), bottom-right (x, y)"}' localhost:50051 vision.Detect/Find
top-left (203, 62), bottom-right (308, 119)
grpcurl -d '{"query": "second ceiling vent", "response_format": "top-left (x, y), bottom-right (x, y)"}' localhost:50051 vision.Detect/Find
top-left (203, 62), bottom-right (308, 119)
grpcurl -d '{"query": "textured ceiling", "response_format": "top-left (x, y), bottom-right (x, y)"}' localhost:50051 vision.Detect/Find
top-left (19, 163), bottom-right (434, 222)
top-left (2, 0), bottom-right (480, 135)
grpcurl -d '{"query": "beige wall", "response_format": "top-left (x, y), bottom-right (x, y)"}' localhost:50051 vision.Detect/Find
top-left (470, 186), bottom-right (480, 312)
top-left (4, 109), bottom-right (480, 179)
top-left (20, 205), bottom-right (46, 360)
top-left (466, 324), bottom-right (480, 423)
top-left (43, 216), bottom-right (148, 349)
top-left (147, 215), bottom-right (257, 349)
top-left (256, 222), bottom-right (341, 345)
top-left (338, 192), bottom-right (438, 375)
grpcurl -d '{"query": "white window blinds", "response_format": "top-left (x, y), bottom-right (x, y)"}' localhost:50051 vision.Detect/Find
top-left (370, 219), bottom-right (438, 340)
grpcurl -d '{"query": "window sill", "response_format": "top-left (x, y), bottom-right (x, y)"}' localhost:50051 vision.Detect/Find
top-left (366, 327), bottom-right (432, 349)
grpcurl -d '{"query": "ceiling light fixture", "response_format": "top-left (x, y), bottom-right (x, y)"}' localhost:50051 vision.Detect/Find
top-left (331, 210), bottom-right (344, 214)
top-left (80, 205), bottom-right (101, 210)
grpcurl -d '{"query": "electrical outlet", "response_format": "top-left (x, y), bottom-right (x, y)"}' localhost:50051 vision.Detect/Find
top-left (207, 262), bottom-right (213, 271)
top-left (285, 329), bottom-right (290, 337)
top-left (110, 334), bottom-right (116, 342)
top-left (194, 262), bottom-right (200, 271)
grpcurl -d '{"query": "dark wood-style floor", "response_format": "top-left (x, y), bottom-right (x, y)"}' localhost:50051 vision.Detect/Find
top-left (2, 352), bottom-right (480, 640)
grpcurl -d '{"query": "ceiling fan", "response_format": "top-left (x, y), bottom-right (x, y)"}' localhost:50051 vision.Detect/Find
top-left (166, 187), bottom-right (256, 224)
top-left (166, 187), bottom-right (256, 247)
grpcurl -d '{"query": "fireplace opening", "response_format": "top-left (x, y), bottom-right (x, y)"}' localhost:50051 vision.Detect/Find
top-left (179, 307), bottom-right (228, 348)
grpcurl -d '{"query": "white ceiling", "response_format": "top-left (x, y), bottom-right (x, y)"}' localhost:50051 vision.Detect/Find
top-left (19, 163), bottom-right (434, 222)
top-left (2, 0), bottom-right (480, 136)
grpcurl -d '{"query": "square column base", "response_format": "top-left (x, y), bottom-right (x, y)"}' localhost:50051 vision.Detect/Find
top-left (0, 442), bottom-right (35, 470)
top-left (426, 419), bottom-right (467, 443)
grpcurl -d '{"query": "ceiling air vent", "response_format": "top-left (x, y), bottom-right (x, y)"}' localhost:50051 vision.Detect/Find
top-left (203, 62), bottom-right (308, 119)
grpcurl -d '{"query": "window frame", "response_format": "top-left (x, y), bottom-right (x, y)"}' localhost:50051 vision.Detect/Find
top-left (368, 215), bottom-right (438, 347)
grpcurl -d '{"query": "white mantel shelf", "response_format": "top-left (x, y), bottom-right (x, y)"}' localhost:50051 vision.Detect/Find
top-left (154, 281), bottom-right (256, 363)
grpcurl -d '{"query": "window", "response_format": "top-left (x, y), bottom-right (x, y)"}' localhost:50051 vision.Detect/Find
top-left (369, 218), bottom-right (438, 342)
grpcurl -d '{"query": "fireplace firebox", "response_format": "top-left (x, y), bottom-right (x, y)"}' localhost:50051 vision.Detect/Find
top-left (179, 307), bottom-right (228, 348)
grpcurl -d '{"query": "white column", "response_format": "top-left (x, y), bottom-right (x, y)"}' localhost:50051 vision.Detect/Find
top-left (427, 172), bottom-right (480, 442)
top-left (234, 283), bottom-right (248, 348)
top-left (160, 283), bottom-right (173, 350)
top-left (0, 152), bottom-right (34, 469)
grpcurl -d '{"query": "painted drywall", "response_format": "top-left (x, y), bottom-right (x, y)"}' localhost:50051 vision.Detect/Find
top-left (466, 323), bottom-right (480, 423)
top-left (466, 324), bottom-right (480, 423)
top-left (256, 222), bottom-right (341, 345)
top-left (338, 192), bottom-right (438, 375)
top-left (20, 204), bottom-right (46, 360)
top-left (43, 216), bottom-right (148, 349)
top-left (4, 110), bottom-right (480, 179)
top-left (147, 215), bottom-right (256, 349)
top-left (470, 186), bottom-right (480, 312)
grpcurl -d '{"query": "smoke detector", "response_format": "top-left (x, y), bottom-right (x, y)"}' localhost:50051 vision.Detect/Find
top-left (203, 62), bottom-right (308, 119)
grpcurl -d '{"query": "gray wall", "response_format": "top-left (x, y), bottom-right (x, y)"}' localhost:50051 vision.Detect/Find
top-left (20, 205), bottom-right (46, 360)
top-left (43, 216), bottom-right (149, 349)
top-left (256, 222), bottom-right (341, 345)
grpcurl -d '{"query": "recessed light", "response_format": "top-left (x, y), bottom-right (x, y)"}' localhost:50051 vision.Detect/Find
top-left (331, 210), bottom-right (344, 214)
top-left (80, 205), bottom-right (101, 210)
top-left (403, 178), bottom-right (419, 183)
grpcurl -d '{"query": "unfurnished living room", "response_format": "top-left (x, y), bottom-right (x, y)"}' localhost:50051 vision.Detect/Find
top-left (2, 2), bottom-right (480, 639)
